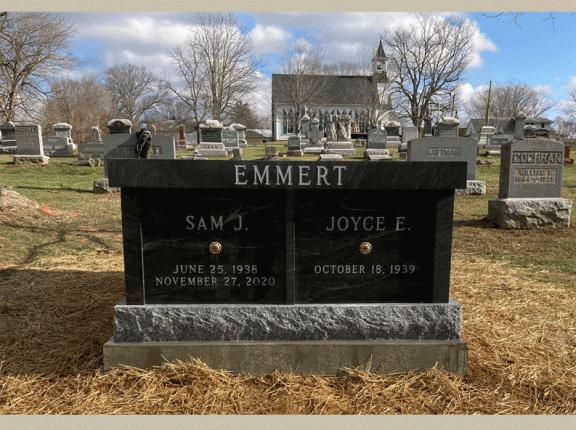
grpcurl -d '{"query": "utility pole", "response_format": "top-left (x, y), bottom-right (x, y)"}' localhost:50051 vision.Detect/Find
top-left (485, 81), bottom-right (492, 126)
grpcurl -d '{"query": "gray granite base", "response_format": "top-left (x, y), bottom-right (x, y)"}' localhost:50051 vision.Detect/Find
top-left (487, 198), bottom-right (572, 229)
top-left (303, 147), bottom-right (325, 154)
top-left (286, 150), bottom-right (304, 157)
top-left (103, 338), bottom-right (468, 376)
top-left (13, 155), bottom-right (49, 164)
top-left (113, 300), bottom-right (463, 342)
top-left (93, 178), bottom-right (120, 194)
top-left (0, 146), bottom-right (16, 154)
top-left (197, 149), bottom-right (228, 157)
top-left (455, 180), bottom-right (486, 196)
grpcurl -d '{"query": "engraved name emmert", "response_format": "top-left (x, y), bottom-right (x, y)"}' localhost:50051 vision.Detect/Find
top-left (234, 164), bottom-right (347, 186)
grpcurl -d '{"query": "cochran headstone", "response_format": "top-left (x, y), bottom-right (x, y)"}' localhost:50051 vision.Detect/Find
top-left (14, 125), bottom-right (49, 164)
top-left (487, 139), bottom-right (572, 228)
top-left (408, 137), bottom-right (485, 195)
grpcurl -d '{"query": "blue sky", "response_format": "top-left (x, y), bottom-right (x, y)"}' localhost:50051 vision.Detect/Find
top-left (56, 12), bottom-right (576, 123)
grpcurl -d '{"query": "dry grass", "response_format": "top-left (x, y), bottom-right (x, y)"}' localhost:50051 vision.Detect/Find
top-left (1, 243), bottom-right (575, 414)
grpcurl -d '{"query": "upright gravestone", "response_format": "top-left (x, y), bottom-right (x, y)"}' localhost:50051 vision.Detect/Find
top-left (0, 121), bottom-right (16, 154)
top-left (423, 109), bottom-right (433, 137)
top-left (402, 126), bottom-right (418, 144)
top-left (222, 128), bottom-right (241, 154)
top-left (287, 136), bottom-right (303, 157)
top-left (385, 121), bottom-right (402, 149)
top-left (43, 123), bottom-right (75, 157)
top-left (197, 120), bottom-right (227, 157)
top-left (487, 139), bottom-right (572, 228)
top-left (364, 127), bottom-right (391, 161)
top-left (0, 122), bottom-right (16, 146)
top-left (14, 125), bottom-right (49, 164)
top-left (408, 137), bottom-right (486, 195)
top-left (302, 117), bottom-right (324, 154)
top-left (78, 141), bottom-right (106, 165)
top-left (92, 126), bottom-right (102, 142)
top-left (102, 119), bottom-right (176, 177)
top-left (104, 159), bottom-right (468, 376)
top-left (322, 115), bottom-right (355, 156)
top-left (477, 126), bottom-right (495, 148)
top-left (435, 117), bottom-right (460, 138)
top-left (178, 124), bottom-right (187, 150)
top-left (231, 123), bottom-right (248, 148)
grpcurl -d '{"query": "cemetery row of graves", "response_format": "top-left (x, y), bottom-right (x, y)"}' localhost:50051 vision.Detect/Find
top-left (0, 113), bottom-right (575, 414)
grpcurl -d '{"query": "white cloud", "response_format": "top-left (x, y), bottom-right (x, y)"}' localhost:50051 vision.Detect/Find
top-left (249, 24), bottom-right (291, 54)
top-left (88, 17), bottom-right (194, 47)
top-left (534, 84), bottom-right (553, 95)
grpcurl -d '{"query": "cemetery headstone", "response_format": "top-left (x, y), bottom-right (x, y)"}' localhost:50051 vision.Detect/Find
top-left (408, 136), bottom-right (486, 195)
top-left (0, 121), bottom-right (17, 146)
top-left (365, 127), bottom-right (391, 160)
top-left (287, 136), bottom-right (303, 157)
top-left (435, 117), bottom-right (460, 138)
top-left (385, 121), bottom-right (401, 149)
top-left (487, 139), bottom-right (572, 228)
top-left (231, 123), bottom-right (248, 147)
top-left (78, 141), bottom-right (106, 165)
top-left (318, 115), bottom-right (354, 156)
top-left (178, 124), bottom-right (187, 150)
top-left (104, 159), bottom-right (469, 376)
top-left (423, 108), bottom-right (433, 137)
top-left (92, 126), bottom-right (102, 141)
top-left (14, 124), bottom-right (49, 164)
top-left (477, 126), bottom-right (495, 147)
top-left (264, 145), bottom-right (277, 159)
top-left (197, 120), bottom-right (227, 157)
top-left (43, 136), bottom-right (74, 157)
top-left (222, 128), bottom-right (241, 154)
top-left (402, 126), bottom-right (418, 144)
top-left (102, 119), bottom-right (176, 177)
top-left (302, 117), bottom-right (325, 154)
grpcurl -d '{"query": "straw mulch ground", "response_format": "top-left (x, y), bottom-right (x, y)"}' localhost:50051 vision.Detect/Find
top-left (0, 200), bottom-right (575, 414)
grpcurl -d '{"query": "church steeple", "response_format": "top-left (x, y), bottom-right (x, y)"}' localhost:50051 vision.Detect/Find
top-left (372, 39), bottom-right (388, 83)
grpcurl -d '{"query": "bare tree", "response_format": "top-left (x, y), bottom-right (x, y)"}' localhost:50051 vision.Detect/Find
top-left (551, 115), bottom-right (576, 141)
top-left (164, 44), bottom-right (208, 143)
top-left (42, 75), bottom-right (116, 143)
top-left (273, 38), bottom-right (328, 134)
top-left (465, 80), bottom-right (555, 119)
top-left (383, 13), bottom-right (475, 127)
top-left (182, 13), bottom-right (262, 122)
top-left (105, 63), bottom-right (164, 129)
top-left (0, 12), bottom-right (76, 122)
top-left (559, 85), bottom-right (576, 124)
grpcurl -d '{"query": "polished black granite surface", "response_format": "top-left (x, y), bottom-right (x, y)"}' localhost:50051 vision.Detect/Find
top-left (115, 160), bottom-right (466, 305)
top-left (108, 160), bottom-right (467, 190)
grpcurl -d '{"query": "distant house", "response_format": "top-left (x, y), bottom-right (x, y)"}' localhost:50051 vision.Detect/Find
top-left (464, 116), bottom-right (553, 142)
top-left (271, 41), bottom-right (391, 141)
